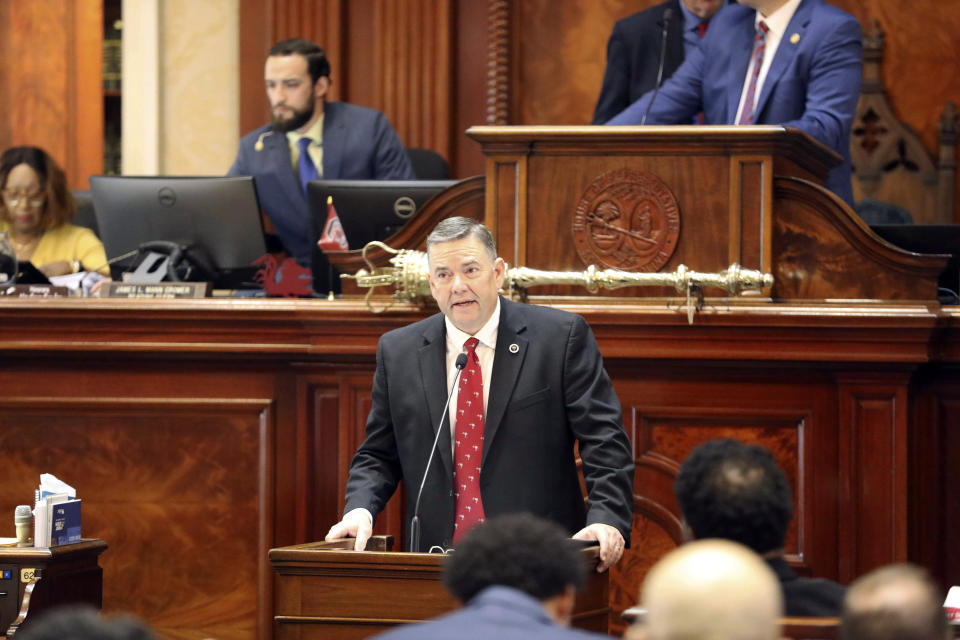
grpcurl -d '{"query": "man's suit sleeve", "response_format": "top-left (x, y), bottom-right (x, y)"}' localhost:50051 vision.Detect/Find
top-left (605, 39), bottom-right (705, 126)
top-left (780, 16), bottom-right (862, 153)
top-left (563, 315), bottom-right (635, 543)
top-left (343, 337), bottom-right (404, 520)
top-left (592, 21), bottom-right (632, 125)
top-left (371, 113), bottom-right (416, 180)
top-left (226, 137), bottom-right (249, 177)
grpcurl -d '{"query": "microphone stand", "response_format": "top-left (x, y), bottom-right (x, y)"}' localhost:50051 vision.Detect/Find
top-left (409, 352), bottom-right (468, 552)
top-left (641, 7), bottom-right (674, 126)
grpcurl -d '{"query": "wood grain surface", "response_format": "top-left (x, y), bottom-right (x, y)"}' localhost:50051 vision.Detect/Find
top-left (0, 296), bottom-right (956, 638)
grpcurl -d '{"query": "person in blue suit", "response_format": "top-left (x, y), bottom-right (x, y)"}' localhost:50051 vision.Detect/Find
top-left (607, 0), bottom-right (862, 206)
top-left (228, 38), bottom-right (414, 273)
top-left (592, 0), bottom-right (727, 125)
top-left (371, 513), bottom-right (610, 640)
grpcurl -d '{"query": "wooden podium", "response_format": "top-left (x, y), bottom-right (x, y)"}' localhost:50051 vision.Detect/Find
top-left (269, 537), bottom-right (608, 639)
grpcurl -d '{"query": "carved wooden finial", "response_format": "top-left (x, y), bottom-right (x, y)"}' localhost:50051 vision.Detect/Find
top-left (862, 20), bottom-right (885, 61)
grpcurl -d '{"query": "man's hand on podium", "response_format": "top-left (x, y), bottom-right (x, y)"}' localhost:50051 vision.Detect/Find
top-left (325, 508), bottom-right (373, 551)
top-left (573, 523), bottom-right (625, 573)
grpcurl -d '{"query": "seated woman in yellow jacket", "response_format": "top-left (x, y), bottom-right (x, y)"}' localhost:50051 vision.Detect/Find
top-left (0, 146), bottom-right (109, 277)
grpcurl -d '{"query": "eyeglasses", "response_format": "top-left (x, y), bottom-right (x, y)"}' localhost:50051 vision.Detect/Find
top-left (1, 190), bottom-right (45, 208)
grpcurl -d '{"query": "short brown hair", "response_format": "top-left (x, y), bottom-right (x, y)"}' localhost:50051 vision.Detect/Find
top-left (0, 146), bottom-right (75, 231)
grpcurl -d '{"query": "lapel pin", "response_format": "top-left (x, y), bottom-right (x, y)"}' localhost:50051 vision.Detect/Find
top-left (790, 33), bottom-right (800, 44)
top-left (508, 343), bottom-right (520, 354)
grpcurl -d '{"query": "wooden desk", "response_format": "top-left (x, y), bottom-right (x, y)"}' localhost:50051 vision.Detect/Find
top-left (0, 539), bottom-right (106, 638)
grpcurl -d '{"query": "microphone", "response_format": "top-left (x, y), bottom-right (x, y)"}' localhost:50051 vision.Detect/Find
top-left (15, 505), bottom-right (32, 547)
top-left (409, 352), bottom-right (468, 552)
top-left (641, 7), bottom-right (675, 126)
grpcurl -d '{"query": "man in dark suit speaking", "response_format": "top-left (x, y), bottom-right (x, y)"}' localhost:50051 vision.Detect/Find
top-left (227, 38), bottom-right (413, 268)
top-left (326, 217), bottom-right (634, 571)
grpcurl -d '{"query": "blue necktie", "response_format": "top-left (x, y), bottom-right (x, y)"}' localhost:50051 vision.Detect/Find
top-left (298, 137), bottom-right (318, 193)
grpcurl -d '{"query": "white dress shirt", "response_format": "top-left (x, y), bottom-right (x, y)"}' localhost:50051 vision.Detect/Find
top-left (734, 0), bottom-right (803, 124)
top-left (444, 298), bottom-right (500, 453)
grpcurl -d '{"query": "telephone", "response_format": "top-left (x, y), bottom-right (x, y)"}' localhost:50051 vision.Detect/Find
top-left (129, 241), bottom-right (217, 282)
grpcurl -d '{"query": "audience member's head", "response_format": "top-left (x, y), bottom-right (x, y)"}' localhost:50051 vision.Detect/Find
top-left (633, 539), bottom-right (782, 640)
top-left (443, 512), bottom-right (586, 626)
top-left (674, 438), bottom-right (792, 554)
top-left (17, 606), bottom-right (156, 640)
top-left (0, 146), bottom-right (75, 234)
top-left (841, 564), bottom-right (950, 640)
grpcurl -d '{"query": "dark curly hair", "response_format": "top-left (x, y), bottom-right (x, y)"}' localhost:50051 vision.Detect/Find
top-left (0, 146), bottom-right (75, 231)
top-left (674, 438), bottom-right (793, 553)
top-left (443, 513), bottom-right (586, 603)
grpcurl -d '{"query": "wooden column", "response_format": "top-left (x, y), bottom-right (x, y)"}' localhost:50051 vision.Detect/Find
top-left (0, 0), bottom-right (103, 189)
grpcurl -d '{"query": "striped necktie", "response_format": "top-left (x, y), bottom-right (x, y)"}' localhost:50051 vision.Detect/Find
top-left (737, 21), bottom-right (769, 125)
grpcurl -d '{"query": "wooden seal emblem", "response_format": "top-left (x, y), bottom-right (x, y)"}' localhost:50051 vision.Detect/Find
top-left (573, 168), bottom-right (681, 271)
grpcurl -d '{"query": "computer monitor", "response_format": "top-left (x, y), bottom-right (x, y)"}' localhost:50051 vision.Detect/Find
top-left (89, 176), bottom-right (267, 275)
top-left (306, 179), bottom-right (456, 293)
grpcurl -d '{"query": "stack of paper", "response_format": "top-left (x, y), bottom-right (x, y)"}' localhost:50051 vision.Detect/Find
top-left (33, 474), bottom-right (82, 547)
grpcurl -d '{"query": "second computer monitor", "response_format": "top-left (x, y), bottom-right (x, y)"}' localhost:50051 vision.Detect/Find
top-left (306, 179), bottom-right (455, 294)
top-left (307, 179), bottom-right (456, 251)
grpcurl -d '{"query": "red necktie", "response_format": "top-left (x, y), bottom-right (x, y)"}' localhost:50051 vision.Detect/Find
top-left (453, 337), bottom-right (486, 542)
top-left (737, 21), bottom-right (768, 125)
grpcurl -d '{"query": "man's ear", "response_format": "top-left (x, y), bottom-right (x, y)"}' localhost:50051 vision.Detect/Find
top-left (314, 76), bottom-right (330, 100)
top-left (542, 585), bottom-right (576, 626)
top-left (493, 256), bottom-right (506, 288)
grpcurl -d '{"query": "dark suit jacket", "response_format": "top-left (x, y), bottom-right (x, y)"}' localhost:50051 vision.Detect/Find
top-left (592, 0), bottom-right (685, 125)
top-left (607, 0), bottom-right (862, 205)
top-left (372, 586), bottom-right (610, 640)
top-left (343, 297), bottom-right (635, 551)
top-left (768, 556), bottom-right (847, 617)
top-left (227, 101), bottom-right (414, 266)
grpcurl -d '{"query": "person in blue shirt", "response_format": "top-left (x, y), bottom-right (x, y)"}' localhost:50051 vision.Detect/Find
top-left (371, 513), bottom-right (610, 640)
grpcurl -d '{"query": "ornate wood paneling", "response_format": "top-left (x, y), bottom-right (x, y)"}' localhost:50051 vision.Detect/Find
top-left (605, 367), bottom-right (838, 634)
top-left (0, 395), bottom-right (276, 640)
top-left (0, 0), bottom-right (102, 189)
top-left (836, 373), bottom-right (911, 583)
top-left (0, 297), bottom-right (956, 638)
